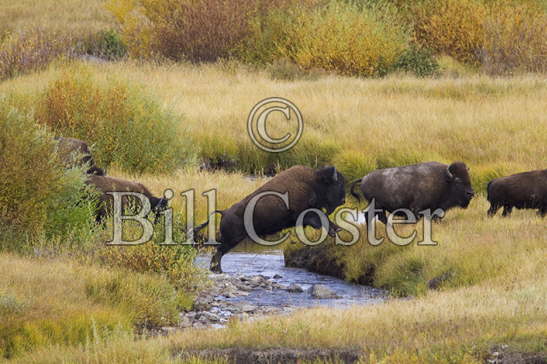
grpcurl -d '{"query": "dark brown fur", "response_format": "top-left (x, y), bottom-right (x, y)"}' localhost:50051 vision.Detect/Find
top-left (487, 169), bottom-right (547, 217)
top-left (350, 161), bottom-right (475, 224)
top-left (85, 175), bottom-right (167, 223)
top-left (194, 165), bottom-right (346, 273)
top-left (55, 137), bottom-right (105, 175)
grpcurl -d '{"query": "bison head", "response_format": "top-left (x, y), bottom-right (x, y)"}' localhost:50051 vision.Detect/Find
top-left (314, 166), bottom-right (346, 214)
top-left (446, 162), bottom-right (474, 208)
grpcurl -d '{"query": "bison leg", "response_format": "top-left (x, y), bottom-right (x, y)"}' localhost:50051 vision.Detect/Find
top-left (538, 206), bottom-right (546, 218)
top-left (501, 206), bottom-right (513, 217)
top-left (487, 203), bottom-right (500, 217)
top-left (210, 245), bottom-right (228, 273)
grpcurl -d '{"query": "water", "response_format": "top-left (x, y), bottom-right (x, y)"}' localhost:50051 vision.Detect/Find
top-left (195, 251), bottom-right (385, 309)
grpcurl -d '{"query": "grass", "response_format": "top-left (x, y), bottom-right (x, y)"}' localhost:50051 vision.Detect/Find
top-left (1, 60), bottom-right (545, 189)
top-left (0, 57), bottom-right (545, 363)
top-left (10, 253), bottom-right (546, 363)
top-left (0, 253), bottom-right (186, 359)
top-left (0, 0), bottom-right (113, 39)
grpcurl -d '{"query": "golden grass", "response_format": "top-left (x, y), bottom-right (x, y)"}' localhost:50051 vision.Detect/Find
top-left (10, 252), bottom-right (545, 363)
top-left (0, 253), bottom-right (183, 359)
top-left (0, 0), bottom-right (113, 38)
top-left (1, 61), bottom-right (544, 187)
top-left (1, 61), bottom-right (545, 362)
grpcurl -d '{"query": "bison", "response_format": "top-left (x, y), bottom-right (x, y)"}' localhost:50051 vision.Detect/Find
top-left (487, 169), bottom-right (546, 217)
top-left (85, 175), bottom-right (168, 223)
top-left (193, 165), bottom-right (346, 273)
top-left (55, 137), bottom-right (105, 176)
top-left (350, 161), bottom-right (475, 224)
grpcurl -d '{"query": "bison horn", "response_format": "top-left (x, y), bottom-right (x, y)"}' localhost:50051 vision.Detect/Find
top-left (332, 167), bottom-right (338, 182)
top-left (446, 166), bottom-right (454, 180)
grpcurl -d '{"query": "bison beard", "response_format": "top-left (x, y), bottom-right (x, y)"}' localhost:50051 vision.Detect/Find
top-left (193, 165), bottom-right (346, 273)
top-left (487, 169), bottom-right (547, 217)
top-left (350, 161), bottom-right (475, 224)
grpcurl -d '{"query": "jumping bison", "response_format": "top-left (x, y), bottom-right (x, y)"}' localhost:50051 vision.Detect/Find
top-left (55, 137), bottom-right (104, 175)
top-left (193, 165), bottom-right (346, 273)
top-left (86, 175), bottom-right (168, 223)
top-left (487, 169), bottom-right (546, 217)
top-left (350, 161), bottom-right (475, 224)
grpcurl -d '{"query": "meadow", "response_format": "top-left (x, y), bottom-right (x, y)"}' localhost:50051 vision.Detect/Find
top-left (1, 0), bottom-right (546, 362)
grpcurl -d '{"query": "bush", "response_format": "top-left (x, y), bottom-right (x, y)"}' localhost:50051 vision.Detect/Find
top-left (35, 65), bottom-right (193, 174)
top-left (84, 30), bottom-right (127, 60)
top-left (0, 28), bottom-right (77, 81)
top-left (413, 0), bottom-right (487, 66)
top-left (413, 0), bottom-right (546, 72)
top-left (481, 2), bottom-right (547, 74)
top-left (393, 45), bottom-right (439, 77)
top-left (265, 1), bottom-right (408, 77)
top-left (0, 99), bottom-right (97, 250)
top-left (107, 0), bottom-right (290, 61)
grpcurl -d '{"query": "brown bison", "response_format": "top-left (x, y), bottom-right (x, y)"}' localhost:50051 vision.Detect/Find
top-left (55, 137), bottom-right (104, 175)
top-left (193, 165), bottom-right (346, 273)
top-left (487, 169), bottom-right (546, 217)
top-left (350, 161), bottom-right (475, 224)
top-left (86, 175), bottom-right (168, 223)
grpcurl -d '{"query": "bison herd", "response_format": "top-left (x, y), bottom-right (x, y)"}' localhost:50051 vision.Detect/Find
top-left (55, 137), bottom-right (546, 273)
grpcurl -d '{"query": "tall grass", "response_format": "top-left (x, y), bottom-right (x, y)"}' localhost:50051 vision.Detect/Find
top-left (17, 62), bottom-right (542, 192)
top-left (0, 254), bottom-right (183, 359)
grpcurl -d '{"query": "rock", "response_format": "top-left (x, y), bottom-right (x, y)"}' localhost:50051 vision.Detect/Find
top-left (193, 297), bottom-right (213, 311)
top-left (179, 315), bottom-right (193, 328)
top-left (199, 312), bottom-right (220, 322)
top-left (273, 274), bottom-right (283, 279)
top-left (240, 304), bottom-right (257, 313)
top-left (310, 284), bottom-right (339, 299)
top-left (287, 283), bottom-right (304, 293)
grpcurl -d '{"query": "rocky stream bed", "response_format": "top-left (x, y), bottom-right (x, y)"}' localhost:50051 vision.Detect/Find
top-left (161, 251), bottom-right (385, 332)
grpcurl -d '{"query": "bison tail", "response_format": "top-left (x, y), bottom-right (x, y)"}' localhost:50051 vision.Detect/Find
top-left (191, 210), bottom-right (224, 235)
top-left (486, 180), bottom-right (493, 201)
top-left (349, 178), bottom-right (363, 203)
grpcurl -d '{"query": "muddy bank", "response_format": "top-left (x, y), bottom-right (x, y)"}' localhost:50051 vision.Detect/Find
top-left (284, 244), bottom-right (376, 286)
top-left (176, 347), bottom-right (362, 364)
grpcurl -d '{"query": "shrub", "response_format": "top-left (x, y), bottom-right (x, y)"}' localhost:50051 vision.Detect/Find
top-left (35, 65), bottom-right (193, 174)
top-left (84, 30), bottom-right (127, 60)
top-left (393, 45), bottom-right (439, 77)
top-left (481, 2), bottom-right (547, 74)
top-left (0, 28), bottom-right (76, 81)
top-left (107, 0), bottom-right (291, 61)
top-left (263, 1), bottom-right (408, 77)
top-left (0, 98), bottom-right (99, 253)
top-left (413, 0), bottom-right (487, 65)
top-left (413, 0), bottom-right (546, 72)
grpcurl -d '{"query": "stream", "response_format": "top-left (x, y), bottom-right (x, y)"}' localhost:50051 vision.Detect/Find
top-left (171, 251), bottom-right (385, 330)
top-left (195, 251), bottom-right (385, 308)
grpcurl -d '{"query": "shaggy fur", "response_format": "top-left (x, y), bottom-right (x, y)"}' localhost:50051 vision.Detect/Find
top-left (85, 175), bottom-right (167, 223)
top-left (55, 137), bottom-right (105, 175)
top-left (350, 161), bottom-right (475, 224)
top-left (487, 169), bottom-right (546, 217)
top-left (194, 165), bottom-right (346, 273)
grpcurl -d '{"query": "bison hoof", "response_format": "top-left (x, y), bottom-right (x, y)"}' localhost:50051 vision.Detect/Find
top-left (210, 264), bottom-right (223, 274)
